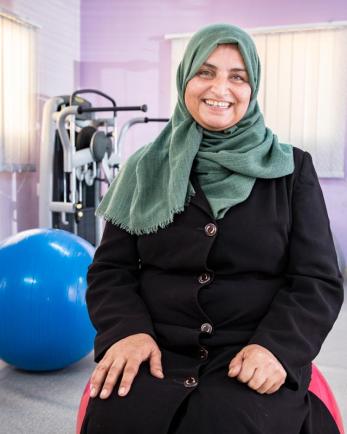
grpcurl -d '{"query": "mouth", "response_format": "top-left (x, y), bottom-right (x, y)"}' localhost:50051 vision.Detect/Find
top-left (202, 99), bottom-right (233, 109)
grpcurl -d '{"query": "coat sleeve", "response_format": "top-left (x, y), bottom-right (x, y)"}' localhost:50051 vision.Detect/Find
top-left (86, 221), bottom-right (157, 362)
top-left (249, 151), bottom-right (344, 390)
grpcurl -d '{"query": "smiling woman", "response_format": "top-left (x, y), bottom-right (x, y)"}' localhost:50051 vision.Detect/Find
top-left (81, 23), bottom-right (344, 434)
top-left (184, 44), bottom-right (251, 131)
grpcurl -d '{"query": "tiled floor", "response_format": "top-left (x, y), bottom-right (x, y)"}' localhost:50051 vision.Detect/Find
top-left (1, 292), bottom-right (346, 434)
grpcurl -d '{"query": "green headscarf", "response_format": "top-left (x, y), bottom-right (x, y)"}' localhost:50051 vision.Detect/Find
top-left (96, 23), bottom-right (294, 235)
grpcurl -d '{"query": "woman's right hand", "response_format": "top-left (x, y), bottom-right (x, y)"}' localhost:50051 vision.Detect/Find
top-left (89, 333), bottom-right (164, 399)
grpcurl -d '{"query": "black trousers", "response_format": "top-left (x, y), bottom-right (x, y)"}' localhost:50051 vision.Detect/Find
top-left (80, 362), bottom-right (322, 434)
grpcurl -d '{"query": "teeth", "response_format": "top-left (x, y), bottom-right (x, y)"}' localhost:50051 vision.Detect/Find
top-left (205, 99), bottom-right (231, 108)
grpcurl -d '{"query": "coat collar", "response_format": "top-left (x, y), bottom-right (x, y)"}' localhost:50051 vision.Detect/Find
top-left (189, 172), bottom-right (215, 220)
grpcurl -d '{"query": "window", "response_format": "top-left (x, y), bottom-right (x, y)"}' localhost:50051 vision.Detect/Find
top-left (0, 11), bottom-right (38, 172)
top-left (166, 22), bottom-right (347, 178)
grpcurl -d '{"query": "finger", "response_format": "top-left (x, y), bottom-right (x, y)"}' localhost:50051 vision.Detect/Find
top-left (117, 359), bottom-right (142, 397)
top-left (247, 368), bottom-right (267, 391)
top-left (273, 364), bottom-right (287, 382)
top-left (149, 348), bottom-right (164, 378)
top-left (255, 378), bottom-right (274, 394)
top-left (89, 358), bottom-right (113, 398)
top-left (228, 351), bottom-right (244, 377)
top-left (265, 382), bottom-right (282, 394)
top-left (99, 359), bottom-right (126, 399)
top-left (236, 359), bottom-right (257, 383)
top-left (265, 374), bottom-right (286, 394)
top-left (256, 363), bottom-right (285, 394)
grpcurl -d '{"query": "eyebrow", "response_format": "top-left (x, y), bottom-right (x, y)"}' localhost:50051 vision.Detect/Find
top-left (201, 62), bottom-right (247, 73)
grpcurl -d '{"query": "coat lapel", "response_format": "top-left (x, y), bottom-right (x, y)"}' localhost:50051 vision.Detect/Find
top-left (189, 172), bottom-right (215, 220)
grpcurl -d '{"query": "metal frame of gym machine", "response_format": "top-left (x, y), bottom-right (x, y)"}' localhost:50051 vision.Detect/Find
top-left (39, 89), bottom-right (168, 246)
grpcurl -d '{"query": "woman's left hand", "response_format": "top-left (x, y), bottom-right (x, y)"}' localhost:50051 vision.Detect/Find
top-left (228, 344), bottom-right (287, 394)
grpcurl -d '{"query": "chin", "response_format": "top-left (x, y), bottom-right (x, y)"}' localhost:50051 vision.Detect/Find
top-left (199, 116), bottom-right (238, 131)
top-left (203, 122), bottom-right (235, 131)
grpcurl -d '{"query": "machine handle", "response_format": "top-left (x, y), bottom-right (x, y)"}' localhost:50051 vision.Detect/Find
top-left (70, 89), bottom-right (116, 107)
top-left (143, 117), bottom-right (169, 122)
top-left (77, 104), bottom-right (148, 114)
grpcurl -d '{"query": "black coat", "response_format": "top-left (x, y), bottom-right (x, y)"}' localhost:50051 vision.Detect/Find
top-left (82, 147), bottom-right (344, 434)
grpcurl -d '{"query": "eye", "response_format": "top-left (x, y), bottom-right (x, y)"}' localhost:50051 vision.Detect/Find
top-left (230, 74), bottom-right (245, 82)
top-left (196, 69), bottom-right (214, 78)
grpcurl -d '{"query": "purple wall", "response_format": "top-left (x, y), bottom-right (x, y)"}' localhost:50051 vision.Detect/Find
top-left (80, 0), bottom-right (347, 271)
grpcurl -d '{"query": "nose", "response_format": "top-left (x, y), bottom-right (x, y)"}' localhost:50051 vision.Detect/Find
top-left (210, 75), bottom-right (231, 97)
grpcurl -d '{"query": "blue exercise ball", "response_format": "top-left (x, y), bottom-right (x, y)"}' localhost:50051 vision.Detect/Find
top-left (0, 228), bottom-right (96, 371)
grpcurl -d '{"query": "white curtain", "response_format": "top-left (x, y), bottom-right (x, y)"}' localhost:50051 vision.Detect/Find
top-left (0, 12), bottom-right (37, 172)
top-left (167, 23), bottom-right (347, 178)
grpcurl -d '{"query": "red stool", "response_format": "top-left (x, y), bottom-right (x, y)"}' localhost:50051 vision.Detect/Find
top-left (76, 363), bottom-right (345, 434)
top-left (76, 381), bottom-right (92, 434)
top-left (308, 364), bottom-right (344, 433)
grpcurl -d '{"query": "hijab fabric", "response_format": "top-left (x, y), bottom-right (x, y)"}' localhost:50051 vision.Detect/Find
top-left (96, 23), bottom-right (294, 235)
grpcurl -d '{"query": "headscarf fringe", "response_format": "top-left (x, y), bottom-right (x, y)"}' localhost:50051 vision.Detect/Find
top-left (96, 189), bottom-right (196, 236)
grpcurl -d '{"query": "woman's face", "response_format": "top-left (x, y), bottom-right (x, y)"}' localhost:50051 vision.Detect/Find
top-left (184, 44), bottom-right (252, 131)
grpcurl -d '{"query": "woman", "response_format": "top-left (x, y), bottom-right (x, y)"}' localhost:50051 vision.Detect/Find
top-left (81, 23), bottom-right (344, 434)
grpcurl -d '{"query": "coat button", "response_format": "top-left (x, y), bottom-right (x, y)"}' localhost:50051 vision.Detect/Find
top-left (184, 377), bottom-right (198, 388)
top-left (198, 272), bottom-right (211, 284)
top-left (199, 346), bottom-right (208, 360)
top-left (200, 323), bottom-right (213, 334)
top-left (204, 223), bottom-right (217, 237)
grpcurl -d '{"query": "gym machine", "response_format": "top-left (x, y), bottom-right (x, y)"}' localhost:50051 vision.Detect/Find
top-left (39, 89), bottom-right (168, 246)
